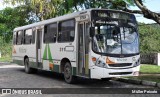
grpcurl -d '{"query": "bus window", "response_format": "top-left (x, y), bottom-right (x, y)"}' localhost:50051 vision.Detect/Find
top-left (24, 29), bottom-right (33, 44)
top-left (44, 23), bottom-right (57, 43)
top-left (58, 19), bottom-right (75, 42)
top-left (13, 32), bottom-right (17, 45)
top-left (16, 31), bottom-right (23, 45)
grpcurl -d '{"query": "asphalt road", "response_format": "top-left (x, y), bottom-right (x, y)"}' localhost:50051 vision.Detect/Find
top-left (0, 62), bottom-right (159, 97)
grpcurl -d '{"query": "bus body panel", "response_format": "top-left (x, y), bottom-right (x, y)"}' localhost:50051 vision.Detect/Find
top-left (90, 65), bottom-right (140, 79)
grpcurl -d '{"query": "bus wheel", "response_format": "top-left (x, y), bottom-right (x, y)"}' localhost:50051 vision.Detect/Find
top-left (64, 62), bottom-right (75, 84)
top-left (24, 58), bottom-right (37, 74)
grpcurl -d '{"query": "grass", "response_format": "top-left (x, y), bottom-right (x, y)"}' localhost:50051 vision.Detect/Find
top-left (127, 75), bottom-right (160, 83)
top-left (125, 64), bottom-right (160, 83)
top-left (140, 64), bottom-right (160, 74)
top-left (0, 57), bottom-right (12, 62)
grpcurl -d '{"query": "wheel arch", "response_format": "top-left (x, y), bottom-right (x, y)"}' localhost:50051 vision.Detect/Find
top-left (60, 58), bottom-right (71, 73)
top-left (24, 55), bottom-right (29, 65)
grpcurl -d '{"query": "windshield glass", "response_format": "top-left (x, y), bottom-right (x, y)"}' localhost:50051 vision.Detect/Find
top-left (92, 23), bottom-right (139, 54)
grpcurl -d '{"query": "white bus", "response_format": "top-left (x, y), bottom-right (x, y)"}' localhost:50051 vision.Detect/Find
top-left (12, 9), bottom-right (140, 83)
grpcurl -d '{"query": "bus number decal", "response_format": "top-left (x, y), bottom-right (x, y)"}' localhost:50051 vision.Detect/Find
top-left (19, 47), bottom-right (26, 53)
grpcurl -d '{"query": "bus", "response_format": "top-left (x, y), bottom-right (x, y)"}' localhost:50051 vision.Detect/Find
top-left (12, 8), bottom-right (140, 83)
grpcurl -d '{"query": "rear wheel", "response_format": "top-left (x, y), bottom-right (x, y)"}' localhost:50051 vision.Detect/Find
top-left (64, 62), bottom-right (75, 84)
top-left (24, 58), bottom-right (37, 74)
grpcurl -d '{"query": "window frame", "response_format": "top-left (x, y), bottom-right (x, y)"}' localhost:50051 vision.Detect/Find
top-left (58, 19), bottom-right (75, 43)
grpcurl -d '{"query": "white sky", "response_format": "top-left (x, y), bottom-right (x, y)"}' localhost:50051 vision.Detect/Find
top-left (0, 0), bottom-right (15, 9)
top-left (0, 0), bottom-right (160, 24)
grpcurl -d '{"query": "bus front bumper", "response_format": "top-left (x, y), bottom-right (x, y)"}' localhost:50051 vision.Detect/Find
top-left (90, 65), bottom-right (140, 79)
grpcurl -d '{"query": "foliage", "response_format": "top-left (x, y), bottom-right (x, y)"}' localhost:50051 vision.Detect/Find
top-left (63, 0), bottom-right (135, 11)
top-left (3, 0), bottom-right (136, 20)
top-left (0, 7), bottom-right (33, 42)
top-left (4, 0), bottom-right (64, 20)
top-left (139, 24), bottom-right (160, 53)
top-left (0, 56), bottom-right (12, 62)
top-left (0, 37), bottom-right (12, 58)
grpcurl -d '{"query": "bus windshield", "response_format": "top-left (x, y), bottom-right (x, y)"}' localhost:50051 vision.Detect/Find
top-left (92, 22), bottom-right (139, 55)
top-left (91, 10), bottom-right (139, 55)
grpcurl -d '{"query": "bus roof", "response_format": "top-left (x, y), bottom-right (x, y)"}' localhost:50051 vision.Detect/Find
top-left (13, 8), bottom-right (134, 32)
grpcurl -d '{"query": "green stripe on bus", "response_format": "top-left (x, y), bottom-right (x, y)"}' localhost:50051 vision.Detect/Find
top-left (48, 44), bottom-right (53, 63)
top-left (43, 44), bottom-right (47, 59)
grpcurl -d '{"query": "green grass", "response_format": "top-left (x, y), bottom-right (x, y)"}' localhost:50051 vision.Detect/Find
top-left (0, 57), bottom-right (12, 62)
top-left (127, 75), bottom-right (160, 83)
top-left (125, 64), bottom-right (160, 83)
top-left (140, 64), bottom-right (160, 74)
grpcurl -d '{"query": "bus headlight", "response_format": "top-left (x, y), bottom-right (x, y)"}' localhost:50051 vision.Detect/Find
top-left (133, 59), bottom-right (140, 67)
top-left (96, 60), bottom-right (107, 68)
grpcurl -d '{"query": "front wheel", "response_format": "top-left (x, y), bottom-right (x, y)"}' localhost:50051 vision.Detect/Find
top-left (64, 62), bottom-right (76, 84)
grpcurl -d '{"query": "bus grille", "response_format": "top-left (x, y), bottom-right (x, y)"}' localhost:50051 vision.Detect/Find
top-left (108, 63), bottom-right (132, 67)
top-left (109, 72), bottom-right (132, 75)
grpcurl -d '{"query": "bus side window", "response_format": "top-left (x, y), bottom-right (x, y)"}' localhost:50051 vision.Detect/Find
top-left (58, 19), bottom-right (75, 42)
top-left (16, 31), bottom-right (23, 45)
top-left (44, 23), bottom-right (57, 43)
top-left (24, 29), bottom-right (33, 44)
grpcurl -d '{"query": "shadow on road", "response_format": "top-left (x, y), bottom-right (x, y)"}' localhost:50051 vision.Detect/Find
top-left (17, 68), bottom-right (118, 88)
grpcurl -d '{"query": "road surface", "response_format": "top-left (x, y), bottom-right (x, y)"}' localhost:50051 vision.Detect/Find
top-left (0, 62), bottom-right (159, 97)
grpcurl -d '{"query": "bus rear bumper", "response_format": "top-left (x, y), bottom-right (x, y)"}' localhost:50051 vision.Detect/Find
top-left (90, 65), bottom-right (140, 79)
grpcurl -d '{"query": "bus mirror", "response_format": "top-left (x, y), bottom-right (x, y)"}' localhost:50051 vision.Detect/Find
top-left (90, 27), bottom-right (95, 37)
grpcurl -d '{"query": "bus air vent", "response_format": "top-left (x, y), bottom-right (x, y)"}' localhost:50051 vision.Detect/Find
top-left (109, 72), bottom-right (132, 75)
top-left (108, 63), bottom-right (132, 67)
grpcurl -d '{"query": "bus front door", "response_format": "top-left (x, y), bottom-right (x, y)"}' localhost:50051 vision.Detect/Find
top-left (78, 22), bottom-right (89, 76)
top-left (36, 28), bottom-right (42, 68)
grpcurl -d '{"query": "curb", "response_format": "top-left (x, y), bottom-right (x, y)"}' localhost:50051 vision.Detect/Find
top-left (115, 78), bottom-right (160, 88)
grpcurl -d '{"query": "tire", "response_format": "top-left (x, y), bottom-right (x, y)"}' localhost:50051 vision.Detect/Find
top-left (24, 58), bottom-right (37, 74)
top-left (63, 62), bottom-right (76, 84)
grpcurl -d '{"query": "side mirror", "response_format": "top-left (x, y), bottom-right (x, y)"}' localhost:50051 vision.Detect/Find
top-left (90, 27), bottom-right (95, 37)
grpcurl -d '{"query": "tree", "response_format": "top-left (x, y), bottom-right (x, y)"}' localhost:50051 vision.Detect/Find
top-left (122, 0), bottom-right (160, 24)
top-left (63, 0), bottom-right (134, 11)
top-left (0, 7), bottom-right (29, 42)
top-left (139, 24), bottom-right (160, 53)
top-left (3, 0), bottom-right (64, 21)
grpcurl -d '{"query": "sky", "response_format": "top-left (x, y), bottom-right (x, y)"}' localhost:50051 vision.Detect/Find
top-left (0, 0), bottom-right (160, 24)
